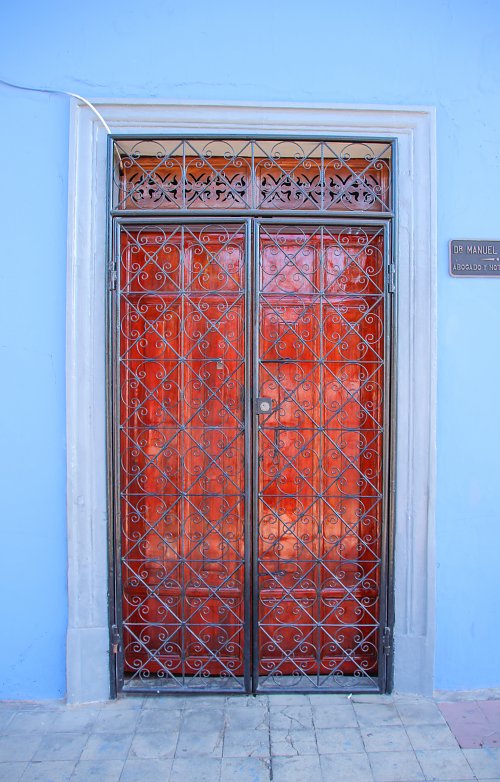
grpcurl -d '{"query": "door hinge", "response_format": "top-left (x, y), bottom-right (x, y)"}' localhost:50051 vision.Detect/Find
top-left (387, 263), bottom-right (396, 294)
top-left (108, 268), bottom-right (118, 291)
top-left (111, 624), bottom-right (121, 654)
top-left (387, 263), bottom-right (396, 293)
top-left (382, 626), bottom-right (392, 655)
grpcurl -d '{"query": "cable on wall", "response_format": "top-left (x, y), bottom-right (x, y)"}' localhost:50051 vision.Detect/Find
top-left (0, 77), bottom-right (111, 133)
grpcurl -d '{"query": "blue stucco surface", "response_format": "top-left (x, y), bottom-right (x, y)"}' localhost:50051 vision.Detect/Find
top-left (0, 0), bottom-right (499, 697)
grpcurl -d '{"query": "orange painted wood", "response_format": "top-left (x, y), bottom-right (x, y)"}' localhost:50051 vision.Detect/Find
top-left (118, 221), bottom-right (385, 682)
top-left (257, 227), bottom-right (384, 678)
top-left (119, 225), bottom-right (246, 680)
top-left (119, 155), bottom-right (389, 211)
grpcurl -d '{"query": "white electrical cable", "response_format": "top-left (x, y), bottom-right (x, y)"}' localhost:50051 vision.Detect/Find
top-left (0, 77), bottom-right (111, 133)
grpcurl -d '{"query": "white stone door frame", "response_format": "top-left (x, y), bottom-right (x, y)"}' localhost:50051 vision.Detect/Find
top-left (66, 100), bottom-right (436, 702)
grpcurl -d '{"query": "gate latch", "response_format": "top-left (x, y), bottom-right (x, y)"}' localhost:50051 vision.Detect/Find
top-left (256, 398), bottom-right (273, 415)
top-left (382, 626), bottom-right (392, 655)
top-left (111, 624), bottom-right (121, 655)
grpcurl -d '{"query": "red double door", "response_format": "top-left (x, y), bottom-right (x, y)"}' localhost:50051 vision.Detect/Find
top-left (117, 219), bottom-right (387, 691)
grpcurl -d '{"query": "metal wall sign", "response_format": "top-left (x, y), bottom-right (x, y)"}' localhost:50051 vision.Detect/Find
top-left (450, 240), bottom-right (500, 277)
top-left (107, 136), bottom-right (396, 695)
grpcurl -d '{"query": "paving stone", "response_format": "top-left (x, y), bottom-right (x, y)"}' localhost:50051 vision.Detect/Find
top-left (416, 748), bottom-right (475, 780)
top-left (368, 750), bottom-right (425, 782)
top-left (0, 762), bottom-right (26, 782)
top-left (397, 700), bottom-right (446, 725)
top-left (143, 696), bottom-right (186, 710)
top-left (80, 732), bottom-right (132, 761)
top-left (175, 729), bottom-right (223, 758)
top-left (170, 757), bottom-right (221, 782)
top-left (92, 708), bottom-right (140, 733)
top-left (223, 729), bottom-right (270, 758)
top-left (273, 754), bottom-right (323, 782)
top-left (320, 751), bottom-right (375, 782)
top-left (308, 693), bottom-right (353, 706)
top-left (316, 726), bottom-right (364, 754)
top-left (269, 705), bottom-right (314, 731)
top-left (226, 696), bottom-right (268, 710)
top-left (182, 696), bottom-right (228, 709)
top-left (439, 701), bottom-right (500, 749)
top-left (181, 707), bottom-right (225, 733)
top-left (478, 701), bottom-right (500, 721)
top-left (270, 728), bottom-right (317, 757)
top-left (32, 733), bottom-right (89, 761)
top-left (129, 731), bottom-right (178, 759)
top-left (136, 709), bottom-right (183, 733)
top-left (463, 748), bottom-right (500, 779)
top-left (7, 711), bottom-right (57, 734)
top-left (0, 702), bottom-right (21, 712)
top-left (120, 758), bottom-right (173, 782)
top-left (352, 694), bottom-right (395, 705)
top-left (19, 761), bottom-right (75, 782)
top-left (0, 734), bottom-right (42, 762)
top-left (224, 706), bottom-right (269, 730)
top-left (354, 703), bottom-right (402, 727)
top-left (220, 757), bottom-right (271, 782)
top-left (70, 759), bottom-right (124, 781)
top-left (362, 725), bottom-right (413, 752)
top-left (406, 723), bottom-right (459, 751)
top-left (265, 694), bottom-right (310, 707)
top-left (49, 710), bottom-right (100, 734)
top-left (100, 697), bottom-right (144, 711)
top-left (312, 703), bottom-right (358, 728)
top-left (0, 710), bottom-right (16, 731)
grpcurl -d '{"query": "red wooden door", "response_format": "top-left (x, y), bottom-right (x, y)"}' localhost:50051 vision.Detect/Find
top-left (119, 223), bottom-right (248, 687)
top-left (117, 220), bottom-right (385, 690)
top-left (256, 224), bottom-right (385, 688)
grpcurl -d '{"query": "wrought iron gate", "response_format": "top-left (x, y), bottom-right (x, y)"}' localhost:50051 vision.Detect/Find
top-left (108, 138), bottom-right (395, 694)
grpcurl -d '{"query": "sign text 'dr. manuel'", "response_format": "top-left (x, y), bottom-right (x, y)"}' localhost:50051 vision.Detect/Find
top-left (450, 240), bottom-right (500, 277)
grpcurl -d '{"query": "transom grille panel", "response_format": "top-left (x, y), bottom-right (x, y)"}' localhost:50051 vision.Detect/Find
top-left (114, 139), bottom-right (391, 213)
top-left (109, 136), bottom-right (394, 694)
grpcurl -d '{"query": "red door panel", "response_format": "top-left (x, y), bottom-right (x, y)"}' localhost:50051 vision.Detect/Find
top-left (256, 225), bottom-right (384, 686)
top-left (119, 224), bottom-right (247, 686)
top-left (117, 219), bottom-right (386, 690)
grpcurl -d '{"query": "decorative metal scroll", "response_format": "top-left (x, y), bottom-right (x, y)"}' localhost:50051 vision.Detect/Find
top-left (113, 139), bottom-right (391, 212)
top-left (255, 225), bottom-right (385, 690)
top-left (118, 223), bottom-right (247, 690)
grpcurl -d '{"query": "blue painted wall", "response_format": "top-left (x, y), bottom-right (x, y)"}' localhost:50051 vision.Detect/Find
top-left (1, 0), bottom-right (499, 697)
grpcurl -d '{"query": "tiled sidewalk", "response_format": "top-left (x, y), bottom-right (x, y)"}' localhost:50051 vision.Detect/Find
top-left (0, 693), bottom-right (499, 782)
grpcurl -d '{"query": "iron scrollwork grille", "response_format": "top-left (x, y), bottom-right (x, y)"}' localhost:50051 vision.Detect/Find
top-left (116, 221), bottom-right (250, 691)
top-left (112, 138), bottom-right (392, 214)
top-left (109, 136), bottom-right (394, 694)
top-left (254, 223), bottom-right (386, 691)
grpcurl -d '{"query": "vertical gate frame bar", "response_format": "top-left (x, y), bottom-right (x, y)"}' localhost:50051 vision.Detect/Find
top-left (111, 214), bottom-right (125, 693)
top-left (376, 218), bottom-right (394, 694)
top-left (385, 138), bottom-right (399, 692)
top-left (243, 217), bottom-right (253, 694)
top-left (105, 133), bottom-right (118, 699)
top-left (251, 220), bottom-right (260, 694)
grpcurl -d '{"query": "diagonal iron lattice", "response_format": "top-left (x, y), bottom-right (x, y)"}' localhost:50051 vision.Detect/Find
top-left (118, 222), bottom-right (248, 690)
top-left (255, 224), bottom-right (385, 691)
